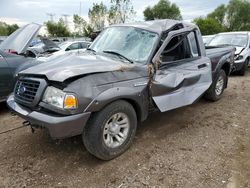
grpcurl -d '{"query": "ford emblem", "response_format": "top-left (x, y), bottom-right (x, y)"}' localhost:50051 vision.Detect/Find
top-left (19, 85), bottom-right (26, 94)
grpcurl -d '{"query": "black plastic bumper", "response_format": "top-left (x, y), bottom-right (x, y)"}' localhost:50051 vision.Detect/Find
top-left (232, 61), bottom-right (245, 72)
top-left (7, 94), bottom-right (91, 139)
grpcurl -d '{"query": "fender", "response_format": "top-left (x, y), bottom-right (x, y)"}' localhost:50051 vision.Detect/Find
top-left (212, 54), bottom-right (231, 88)
top-left (84, 86), bottom-right (149, 122)
top-left (213, 54), bottom-right (231, 77)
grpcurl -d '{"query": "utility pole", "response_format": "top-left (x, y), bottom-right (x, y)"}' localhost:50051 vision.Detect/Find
top-left (46, 13), bottom-right (55, 22)
top-left (79, 1), bottom-right (82, 17)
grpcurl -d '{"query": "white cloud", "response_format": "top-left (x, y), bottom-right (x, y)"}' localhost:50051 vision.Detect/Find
top-left (0, 17), bottom-right (28, 26)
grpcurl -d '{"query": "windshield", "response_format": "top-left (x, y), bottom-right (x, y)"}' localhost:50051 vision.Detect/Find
top-left (209, 34), bottom-right (248, 47)
top-left (58, 42), bottom-right (70, 50)
top-left (203, 36), bottom-right (214, 44)
top-left (90, 26), bottom-right (159, 63)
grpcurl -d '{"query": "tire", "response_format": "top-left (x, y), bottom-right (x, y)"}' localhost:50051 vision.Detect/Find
top-left (238, 59), bottom-right (248, 76)
top-left (204, 69), bottom-right (227, 102)
top-left (83, 100), bottom-right (137, 160)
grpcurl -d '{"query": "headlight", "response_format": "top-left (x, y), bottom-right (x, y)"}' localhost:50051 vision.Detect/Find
top-left (42, 86), bottom-right (77, 109)
top-left (234, 55), bottom-right (243, 60)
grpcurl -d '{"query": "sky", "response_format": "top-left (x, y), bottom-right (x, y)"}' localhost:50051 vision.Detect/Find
top-left (0, 0), bottom-right (230, 28)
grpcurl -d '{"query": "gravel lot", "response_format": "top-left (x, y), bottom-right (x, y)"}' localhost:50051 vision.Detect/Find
top-left (0, 71), bottom-right (250, 188)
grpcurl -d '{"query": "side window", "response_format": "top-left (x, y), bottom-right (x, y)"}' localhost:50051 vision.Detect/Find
top-left (161, 34), bottom-right (192, 62)
top-left (188, 32), bottom-right (199, 57)
top-left (80, 42), bottom-right (88, 49)
top-left (66, 43), bottom-right (80, 51)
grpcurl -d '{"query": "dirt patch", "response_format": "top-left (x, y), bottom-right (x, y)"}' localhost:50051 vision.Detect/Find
top-left (0, 71), bottom-right (250, 187)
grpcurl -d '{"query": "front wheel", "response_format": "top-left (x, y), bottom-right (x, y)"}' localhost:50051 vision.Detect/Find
top-left (204, 69), bottom-right (227, 101)
top-left (83, 100), bottom-right (137, 160)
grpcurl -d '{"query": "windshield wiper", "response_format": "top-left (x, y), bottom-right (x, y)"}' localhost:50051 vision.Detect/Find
top-left (103, 50), bottom-right (133, 64)
top-left (86, 48), bottom-right (96, 52)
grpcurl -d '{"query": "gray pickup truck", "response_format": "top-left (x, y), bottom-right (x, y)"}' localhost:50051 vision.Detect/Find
top-left (7, 20), bottom-right (235, 160)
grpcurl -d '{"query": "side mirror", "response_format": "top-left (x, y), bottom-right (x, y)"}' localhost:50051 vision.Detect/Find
top-left (65, 48), bottom-right (70, 51)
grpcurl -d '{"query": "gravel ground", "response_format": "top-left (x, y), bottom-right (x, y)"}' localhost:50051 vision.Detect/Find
top-left (0, 71), bottom-right (250, 188)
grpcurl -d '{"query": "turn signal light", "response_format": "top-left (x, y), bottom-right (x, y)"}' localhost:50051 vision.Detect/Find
top-left (64, 95), bottom-right (77, 109)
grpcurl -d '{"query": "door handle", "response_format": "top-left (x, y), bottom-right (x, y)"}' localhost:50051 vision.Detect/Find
top-left (198, 63), bottom-right (209, 69)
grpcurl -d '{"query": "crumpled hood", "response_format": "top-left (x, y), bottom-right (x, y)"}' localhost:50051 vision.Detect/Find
top-left (20, 52), bottom-right (132, 82)
top-left (235, 46), bottom-right (245, 55)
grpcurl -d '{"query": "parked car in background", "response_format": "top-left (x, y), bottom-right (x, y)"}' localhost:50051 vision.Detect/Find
top-left (55, 40), bottom-right (91, 55)
top-left (0, 23), bottom-right (42, 102)
top-left (8, 19), bottom-right (235, 160)
top-left (203, 35), bottom-right (215, 46)
top-left (37, 40), bottom-right (91, 61)
top-left (208, 32), bottom-right (250, 75)
top-left (28, 37), bottom-right (60, 55)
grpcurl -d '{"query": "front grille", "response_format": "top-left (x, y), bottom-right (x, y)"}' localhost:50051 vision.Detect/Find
top-left (15, 78), bottom-right (40, 104)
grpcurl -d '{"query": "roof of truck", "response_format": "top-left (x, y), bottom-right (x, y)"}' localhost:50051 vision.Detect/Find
top-left (113, 19), bottom-right (197, 35)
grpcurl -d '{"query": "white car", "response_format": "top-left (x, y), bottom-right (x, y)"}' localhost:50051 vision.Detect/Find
top-left (54, 41), bottom-right (91, 56)
top-left (208, 32), bottom-right (250, 75)
top-left (38, 40), bottom-right (91, 61)
top-left (202, 35), bottom-right (215, 46)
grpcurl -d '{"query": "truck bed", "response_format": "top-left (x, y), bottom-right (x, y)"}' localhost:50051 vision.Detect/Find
top-left (205, 46), bottom-right (235, 71)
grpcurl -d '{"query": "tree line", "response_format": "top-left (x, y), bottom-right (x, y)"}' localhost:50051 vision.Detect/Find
top-left (46, 0), bottom-right (135, 37)
top-left (193, 0), bottom-right (250, 35)
top-left (1, 0), bottom-right (249, 37)
top-left (0, 22), bottom-right (19, 36)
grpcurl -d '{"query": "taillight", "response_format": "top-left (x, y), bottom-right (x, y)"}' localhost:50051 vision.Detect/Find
top-left (4, 49), bottom-right (18, 55)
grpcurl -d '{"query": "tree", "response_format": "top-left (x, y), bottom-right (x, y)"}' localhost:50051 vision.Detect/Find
top-left (207, 5), bottom-right (226, 25)
top-left (0, 22), bottom-right (19, 36)
top-left (108, 0), bottom-right (136, 24)
top-left (226, 0), bottom-right (250, 31)
top-left (84, 25), bottom-right (94, 38)
top-left (193, 17), bottom-right (225, 35)
top-left (143, 0), bottom-right (182, 21)
top-left (143, 7), bottom-right (155, 21)
top-left (73, 14), bottom-right (87, 36)
top-left (88, 2), bottom-right (108, 30)
top-left (45, 19), bottom-right (71, 37)
top-left (6, 24), bottom-right (19, 35)
top-left (205, 0), bottom-right (250, 31)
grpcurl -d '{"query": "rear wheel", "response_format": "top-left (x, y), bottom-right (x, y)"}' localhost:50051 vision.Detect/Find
top-left (204, 69), bottom-right (227, 101)
top-left (83, 100), bottom-right (137, 160)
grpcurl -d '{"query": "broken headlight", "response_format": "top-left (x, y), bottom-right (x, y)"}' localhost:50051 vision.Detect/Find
top-left (234, 55), bottom-right (243, 61)
top-left (42, 86), bottom-right (77, 109)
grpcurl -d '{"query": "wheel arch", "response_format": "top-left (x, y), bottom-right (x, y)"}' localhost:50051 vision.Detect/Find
top-left (84, 87), bottom-right (149, 122)
top-left (221, 62), bottom-right (231, 76)
top-left (220, 62), bottom-right (230, 88)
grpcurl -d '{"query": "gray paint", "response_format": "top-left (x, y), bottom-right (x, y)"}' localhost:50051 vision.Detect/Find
top-left (8, 19), bottom-right (235, 139)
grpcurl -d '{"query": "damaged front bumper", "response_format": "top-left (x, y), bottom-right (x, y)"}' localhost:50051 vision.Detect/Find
top-left (232, 60), bottom-right (245, 72)
top-left (7, 94), bottom-right (91, 139)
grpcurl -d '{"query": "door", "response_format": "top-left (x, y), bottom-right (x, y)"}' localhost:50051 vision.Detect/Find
top-left (151, 28), bottom-right (212, 112)
top-left (0, 53), bottom-right (11, 100)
